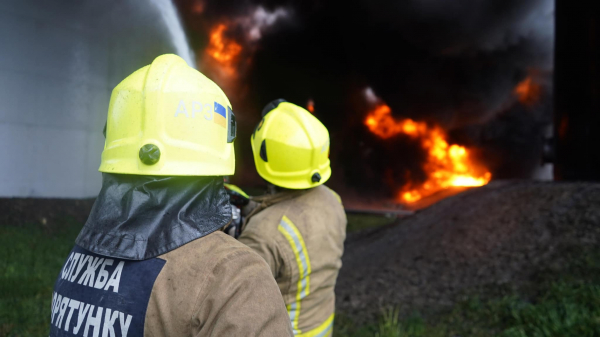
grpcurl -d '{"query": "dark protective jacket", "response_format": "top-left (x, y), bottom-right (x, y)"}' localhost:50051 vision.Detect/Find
top-left (238, 185), bottom-right (347, 337)
top-left (49, 174), bottom-right (293, 337)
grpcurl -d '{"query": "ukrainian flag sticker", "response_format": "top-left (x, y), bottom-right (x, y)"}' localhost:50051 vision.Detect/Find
top-left (214, 102), bottom-right (227, 128)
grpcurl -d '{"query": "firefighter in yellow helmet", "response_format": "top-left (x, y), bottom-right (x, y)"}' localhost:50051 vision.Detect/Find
top-left (238, 100), bottom-right (347, 337)
top-left (49, 55), bottom-right (293, 337)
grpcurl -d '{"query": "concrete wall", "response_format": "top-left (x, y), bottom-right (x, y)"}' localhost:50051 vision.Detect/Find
top-left (0, 0), bottom-right (194, 197)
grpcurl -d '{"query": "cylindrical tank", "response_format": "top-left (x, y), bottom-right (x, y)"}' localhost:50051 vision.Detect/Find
top-left (0, 0), bottom-right (194, 197)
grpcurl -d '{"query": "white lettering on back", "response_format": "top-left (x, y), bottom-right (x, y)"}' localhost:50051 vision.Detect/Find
top-left (51, 291), bottom-right (136, 337)
top-left (84, 305), bottom-right (103, 337)
top-left (101, 308), bottom-right (119, 337)
top-left (94, 259), bottom-right (114, 289)
top-left (66, 253), bottom-right (81, 280)
top-left (119, 312), bottom-right (133, 337)
top-left (70, 254), bottom-right (90, 282)
top-left (104, 261), bottom-right (124, 293)
top-left (78, 257), bottom-right (104, 287)
top-left (62, 253), bottom-right (74, 279)
top-left (73, 303), bottom-right (91, 335)
top-left (64, 299), bottom-right (80, 332)
top-left (56, 296), bottom-right (70, 329)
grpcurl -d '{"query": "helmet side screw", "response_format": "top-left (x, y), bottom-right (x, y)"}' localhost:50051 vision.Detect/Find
top-left (312, 172), bottom-right (322, 183)
top-left (139, 144), bottom-right (161, 165)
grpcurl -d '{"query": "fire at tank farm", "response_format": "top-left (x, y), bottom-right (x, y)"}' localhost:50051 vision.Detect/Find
top-left (2, 0), bottom-right (600, 336)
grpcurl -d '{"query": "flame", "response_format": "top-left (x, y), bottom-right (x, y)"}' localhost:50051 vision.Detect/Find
top-left (192, 0), bottom-right (205, 14)
top-left (364, 103), bottom-right (491, 204)
top-left (514, 76), bottom-right (542, 106)
top-left (205, 23), bottom-right (242, 77)
top-left (307, 99), bottom-right (315, 113)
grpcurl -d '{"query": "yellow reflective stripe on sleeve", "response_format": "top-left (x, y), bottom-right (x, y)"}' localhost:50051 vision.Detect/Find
top-left (296, 313), bottom-right (335, 337)
top-left (278, 215), bottom-right (312, 334)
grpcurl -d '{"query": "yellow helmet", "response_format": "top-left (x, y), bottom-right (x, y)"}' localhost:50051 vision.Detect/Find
top-left (251, 100), bottom-right (331, 189)
top-left (100, 54), bottom-right (236, 176)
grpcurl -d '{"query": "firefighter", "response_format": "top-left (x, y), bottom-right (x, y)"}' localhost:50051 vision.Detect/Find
top-left (238, 99), bottom-right (347, 337)
top-left (49, 55), bottom-right (293, 337)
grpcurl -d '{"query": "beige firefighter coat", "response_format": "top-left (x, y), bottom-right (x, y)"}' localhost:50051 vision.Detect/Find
top-left (51, 231), bottom-right (293, 336)
top-left (144, 231), bottom-right (294, 336)
top-left (239, 185), bottom-right (347, 337)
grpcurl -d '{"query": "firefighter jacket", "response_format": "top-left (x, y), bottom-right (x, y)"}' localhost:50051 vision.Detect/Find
top-left (49, 174), bottom-right (294, 337)
top-left (238, 185), bottom-right (347, 337)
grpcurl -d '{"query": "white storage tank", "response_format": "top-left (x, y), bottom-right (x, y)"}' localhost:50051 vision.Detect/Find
top-left (0, 0), bottom-right (194, 197)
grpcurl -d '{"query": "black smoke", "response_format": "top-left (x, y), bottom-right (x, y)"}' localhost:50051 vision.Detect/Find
top-left (175, 0), bottom-right (554, 197)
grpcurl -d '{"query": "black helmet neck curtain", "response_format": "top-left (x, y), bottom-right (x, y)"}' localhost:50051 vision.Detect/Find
top-left (76, 174), bottom-right (232, 260)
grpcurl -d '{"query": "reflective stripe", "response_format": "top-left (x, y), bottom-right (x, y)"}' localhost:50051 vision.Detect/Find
top-left (296, 313), bottom-right (335, 337)
top-left (287, 302), bottom-right (299, 332)
top-left (278, 215), bottom-right (312, 334)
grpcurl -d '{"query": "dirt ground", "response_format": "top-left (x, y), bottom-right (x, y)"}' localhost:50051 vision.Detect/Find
top-left (336, 180), bottom-right (600, 323)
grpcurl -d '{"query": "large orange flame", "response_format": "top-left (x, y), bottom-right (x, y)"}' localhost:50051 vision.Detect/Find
top-left (205, 23), bottom-right (242, 77)
top-left (514, 76), bottom-right (542, 106)
top-left (364, 104), bottom-right (491, 204)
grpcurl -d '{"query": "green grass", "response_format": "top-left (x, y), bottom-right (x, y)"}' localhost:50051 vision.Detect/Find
top-left (334, 249), bottom-right (600, 337)
top-left (0, 220), bottom-right (81, 336)
top-left (335, 284), bottom-right (600, 337)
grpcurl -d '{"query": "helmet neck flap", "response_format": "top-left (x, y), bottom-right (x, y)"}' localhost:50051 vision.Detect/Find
top-left (75, 173), bottom-right (231, 260)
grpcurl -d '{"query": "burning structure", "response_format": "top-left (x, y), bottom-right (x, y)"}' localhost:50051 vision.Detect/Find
top-left (364, 94), bottom-right (492, 203)
top-left (174, 0), bottom-right (554, 204)
top-left (204, 23), bottom-right (242, 79)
